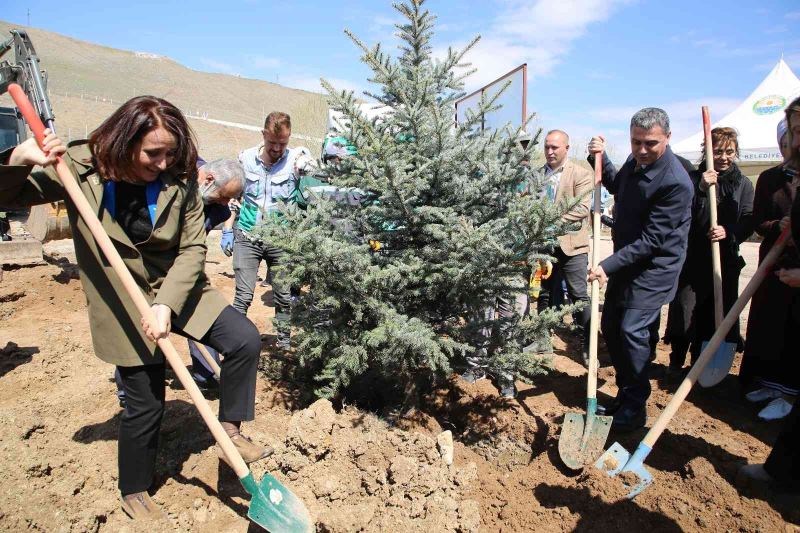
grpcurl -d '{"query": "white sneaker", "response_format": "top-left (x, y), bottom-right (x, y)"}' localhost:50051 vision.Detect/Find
top-left (745, 387), bottom-right (784, 403)
top-left (757, 397), bottom-right (795, 421)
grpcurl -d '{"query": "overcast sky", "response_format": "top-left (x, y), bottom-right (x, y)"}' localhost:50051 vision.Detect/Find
top-left (4, 0), bottom-right (800, 160)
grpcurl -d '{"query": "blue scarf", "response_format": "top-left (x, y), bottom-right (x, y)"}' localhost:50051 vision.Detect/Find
top-left (103, 179), bottom-right (161, 225)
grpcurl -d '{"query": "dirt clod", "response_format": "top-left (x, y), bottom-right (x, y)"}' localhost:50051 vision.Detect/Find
top-left (271, 401), bottom-right (480, 532)
top-left (437, 429), bottom-right (454, 465)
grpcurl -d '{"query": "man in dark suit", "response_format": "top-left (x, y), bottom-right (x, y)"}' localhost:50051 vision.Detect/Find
top-left (587, 107), bottom-right (694, 431)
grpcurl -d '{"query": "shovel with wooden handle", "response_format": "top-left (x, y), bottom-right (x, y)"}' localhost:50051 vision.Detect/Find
top-left (594, 223), bottom-right (791, 499)
top-left (558, 151), bottom-right (612, 469)
top-left (10, 84), bottom-right (312, 533)
top-left (195, 341), bottom-right (222, 380)
top-left (698, 106), bottom-right (737, 388)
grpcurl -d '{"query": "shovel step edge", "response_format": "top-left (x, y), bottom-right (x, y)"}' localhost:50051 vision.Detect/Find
top-left (626, 442), bottom-right (653, 469)
top-left (621, 443), bottom-right (654, 499)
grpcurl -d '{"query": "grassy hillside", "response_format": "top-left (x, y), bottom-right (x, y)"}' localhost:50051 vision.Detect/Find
top-left (0, 21), bottom-right (329, 158)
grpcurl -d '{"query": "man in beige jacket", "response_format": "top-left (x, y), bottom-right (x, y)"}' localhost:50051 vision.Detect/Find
top-left (536, 130), bottom-right (593, 365)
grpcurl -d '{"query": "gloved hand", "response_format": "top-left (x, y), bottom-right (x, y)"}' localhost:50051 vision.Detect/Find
top-left (220, 228), bottom-right (234, 257)
top-left (294, 152), bottom-right (317, 175)
top-left (541, 260), bottom-right (553, 280)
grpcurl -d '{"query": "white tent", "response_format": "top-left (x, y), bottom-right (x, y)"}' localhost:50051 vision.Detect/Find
top-left (672, 58), bottom-right (800, 174)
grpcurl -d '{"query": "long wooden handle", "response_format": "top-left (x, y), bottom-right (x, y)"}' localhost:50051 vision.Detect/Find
top-left (196, 342), bottom-right (222, 379)
top-left (642, 224), bottom-right (791, 448)
top-left (10, 84), bottom-right (250, 479)
top-left (587, 153), bottom-right (603, 401)
top-left (702, 106), bottom-right (724, 328)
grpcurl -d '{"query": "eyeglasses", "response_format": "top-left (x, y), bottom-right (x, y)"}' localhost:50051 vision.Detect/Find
top-left (713, 149), bottom-right (736, 157)
top-left (200, 179), bottom-right (219, 199)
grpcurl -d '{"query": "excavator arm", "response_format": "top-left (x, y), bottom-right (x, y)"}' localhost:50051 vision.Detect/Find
top-left (0, 29), bottom-right (55, 134)
top-left (0, 28), bottom-right (64, 258)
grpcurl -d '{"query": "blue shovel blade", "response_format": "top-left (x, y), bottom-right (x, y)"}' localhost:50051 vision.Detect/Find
top-left (698, 341), bottom-right (737, 388)
top-left (241, 472), bottom-right (313, 533)
top-left (594, 441), bottom-right (629, 477)
top-left (594, 442), bottom-right (654, 499)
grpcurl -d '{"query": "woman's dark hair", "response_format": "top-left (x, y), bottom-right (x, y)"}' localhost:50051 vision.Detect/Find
top-left (89, 95), bottom-right (197, 182)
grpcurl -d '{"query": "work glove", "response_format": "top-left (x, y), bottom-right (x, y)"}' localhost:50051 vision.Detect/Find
top-left (220, 228), bottom-right (234, 257)
top-left (294, 153), bottom-right (317, 175)
top-left (541, 260), bottom-right (553, 280)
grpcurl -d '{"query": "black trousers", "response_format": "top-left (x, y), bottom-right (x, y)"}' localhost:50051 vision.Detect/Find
top-left (689, 271), bottom-right (741, 363)
top-left (764, 400), bottom-right (799, 489)
top-left (117, 306), bottom-right (261, 495)
top-left (665, 281), bottom-right (695, 367)
top-left (538, 249), bottom-right (590, 346)
top-left (601, 303), bottom-right (661, 409)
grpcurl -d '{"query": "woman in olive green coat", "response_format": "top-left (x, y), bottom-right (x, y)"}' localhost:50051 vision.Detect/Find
top-left (1, 97), bottom-right (270, 520)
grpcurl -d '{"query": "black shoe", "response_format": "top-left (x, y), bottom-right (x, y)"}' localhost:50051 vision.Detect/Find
top-left (460, 368), bottom-right (487, 384)
top-left (499, 377), bottom-right (517, 399)
top-left (524, 336), bottom-right (553, 354)
top-left (597, 397), bottom-right (623, 416)
top-left (194, 377), bottom-right (219, 392)
top-left (665, 364), bottom-right (687, 380)
top-left (611, 406), bottom-right (646, 432)
top-left (580, 347), bottom-right (590, 368)
top-left (276, 333), bottom-right (291, 350)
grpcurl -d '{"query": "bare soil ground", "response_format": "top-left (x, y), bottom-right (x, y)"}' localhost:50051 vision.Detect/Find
top-left (0, 236), bottom-right (797, 532)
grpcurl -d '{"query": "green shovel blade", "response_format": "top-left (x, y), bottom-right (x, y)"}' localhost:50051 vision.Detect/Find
top-left (241, 472), bottom-right (313, 533)
top-left (559, 411), bottom-right (613, 470)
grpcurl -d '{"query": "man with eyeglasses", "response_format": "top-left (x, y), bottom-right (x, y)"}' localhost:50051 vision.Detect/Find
top-left (227, 111), bottom-right (313, 350)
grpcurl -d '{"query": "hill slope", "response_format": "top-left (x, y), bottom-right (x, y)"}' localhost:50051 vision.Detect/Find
top-left (0, 21), bottom-right (329, 157)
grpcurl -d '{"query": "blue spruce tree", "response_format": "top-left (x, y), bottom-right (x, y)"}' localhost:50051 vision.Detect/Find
top-left (254, 0), bottom-right (574, 399)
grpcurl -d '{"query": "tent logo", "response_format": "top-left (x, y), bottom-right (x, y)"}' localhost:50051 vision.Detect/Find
top-left (753, 95), bottom-right (786, 115)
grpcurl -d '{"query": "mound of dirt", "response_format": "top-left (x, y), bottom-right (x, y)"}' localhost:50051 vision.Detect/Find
top-left (263, 399), bottom-right (481, 532)
top-left (576, 468), bottom-right (632, 503)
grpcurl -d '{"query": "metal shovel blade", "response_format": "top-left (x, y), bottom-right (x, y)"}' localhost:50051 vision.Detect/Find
top-left (698, 340), bottom-right (737, 388)
top-left (594, 442), bottom-right (654, 499)
top-left (559, 411), bottom-right (613, 470)
top-left (241, 472), bottom-right (314, 533)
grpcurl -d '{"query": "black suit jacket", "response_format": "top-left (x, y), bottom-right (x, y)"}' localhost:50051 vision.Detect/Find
top-left (591, 147), bottom-right (694, 309)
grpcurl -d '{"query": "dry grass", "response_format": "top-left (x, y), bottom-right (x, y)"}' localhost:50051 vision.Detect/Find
top-left (0, 20), bottom-right (329, 157)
